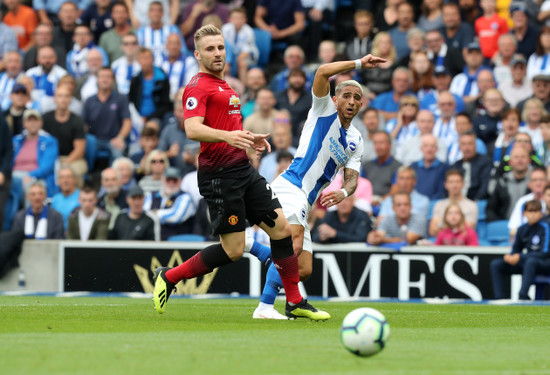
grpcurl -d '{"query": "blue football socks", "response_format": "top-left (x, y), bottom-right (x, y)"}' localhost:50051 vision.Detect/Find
top-left (260, 263), bottom-right (283, 305)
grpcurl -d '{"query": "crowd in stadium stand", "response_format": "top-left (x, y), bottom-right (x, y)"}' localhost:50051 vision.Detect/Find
top-left (3, 0), bottom-right (550, 248)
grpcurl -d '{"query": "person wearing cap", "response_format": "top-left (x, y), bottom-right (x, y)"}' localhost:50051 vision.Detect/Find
top-left (3, 82), bottom-right (30, 136)
top-left (526, 26), bottom-right (550, 80)
top-left (499, 55), bottom-right (534, 108)
top-left (425, 29), bottom-right (465, 77)
top-left (143, 166), bottom-right (196, 241)
top-left (510, 2), bottom-right (539, 59)
top-left (517, 74), bottom-right (550, 115)
top-left (475, 0), bottom-right (509, 59)
top-left (420, 65), bottom-right (465, 118)
top-left (108, 185), bottom-right (158, 241)
top-left (12, 108), bottom-right (59, 197)
top-left (450, 42), bottom-right (491, 103)
top-left (0, 51), bottom-right (23, 112)
top-left (440, 3), bottom-right (475, 51)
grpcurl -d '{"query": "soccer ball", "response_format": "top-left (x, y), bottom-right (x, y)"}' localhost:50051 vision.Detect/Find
top-left (340, 307), bottom-right (390, 357)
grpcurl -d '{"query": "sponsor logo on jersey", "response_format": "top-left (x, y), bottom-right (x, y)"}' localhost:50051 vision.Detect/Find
top-left (229, 95), bottom-right (240, 108)
top-left (228, 215), bottom-right (239, 225)
top-left (186, 96), bottom-right (198, 110)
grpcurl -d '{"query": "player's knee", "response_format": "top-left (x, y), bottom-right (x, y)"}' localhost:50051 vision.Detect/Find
top-left (223, 241), bottom-right (245, 261)
top-left (299, 263), bottom-right (312, 281)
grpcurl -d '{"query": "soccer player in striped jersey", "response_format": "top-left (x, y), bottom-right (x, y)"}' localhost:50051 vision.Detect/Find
top-left (249, 53), bottom-right (386, 320)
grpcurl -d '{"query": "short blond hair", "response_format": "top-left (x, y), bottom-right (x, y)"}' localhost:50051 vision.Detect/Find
top-left (194, 24), bottom-right (222, 49)
top-left (335, 80), bottom-right (363, 97)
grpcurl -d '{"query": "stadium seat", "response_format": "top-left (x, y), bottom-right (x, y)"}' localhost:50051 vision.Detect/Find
top-left (3, 178), bottom-right (23, 231)
top-left (534, 275), bottom-right (550, 300)
top-left (85, 133), bottom-right (98, 171)
top-left (167, 234), bottom-right (206, 242)
top-left (428, 199), bottom-right (440, 220)
top-left (486, 220), bottom-right (510, 246)
top-left (253, 28), bottom-right (271, 67)
top-left (476, 200), bottom-right (488, 241)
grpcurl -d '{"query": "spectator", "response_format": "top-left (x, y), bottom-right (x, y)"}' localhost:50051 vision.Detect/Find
top-left (160, 33), bottom-right (198, 101)
top-left (491, 199), bottom-right (550, 300)
top-left (301, 0), bottom-right (333, 59)
top-left (451, 130), bottom-right (492, 200)
top-left (136, 2), bottom-right (181, 67)
top-left (269, 45), bottom-right (313, 94)
top-left (221, 7), bottom-right (258, 82)
top-left (0, 113), bottom-right (13, 231)
top-left (521, 98), bottom-right (546, 155)
top-left (99, 1), bottom-right (133, 63)
top-left (385, 95), bottom-right (419, 148)
top-left (12, 109), bottom-right (58, 197)
top-left (78, 0), bottom-right (114, 43)
top-left (475, 0), bottom-right (508, 59)
top-left (499, 55), bottom-right (533, 109)
top-left (313, 195), bottom-right (372, 244)
top-left (139, 149), bottom-right (168, 193)
top-left (244, 88), bottom-right (278, 135)
top-left (510, 3), bottom-right (538, 59)
top-left (52, 1), bottom-right (79, 57)
top-left (129, 47), bottom-right (170, 122)
top-left (429, 169), bottom-right (478, 237)
top-left (108, 185), bottom-right (157, 241)
top-left (3, 0), bottom-right (39, 52)
top-left (0, 51), bottom-right (24, 112)
top-left (254, 0), bottom-right (305, 48)
top-left (373, 0), bottom-right (399, 32)
top-left (487, 145), bottom-right (531, 222)
top-left (363, 131), bottom-right (402, 203)
top-left (50, 167), bottom-right (81, 230)
top-left (517, 74), bottom-right (550, 115)
top-left (491, 34), bottom-right (517, 85)
top-left (440, 2), bottom-right (475, 51)
top-left (180, 0), bottom-right (229, 51)
top-left (25, 45), bottom-right (68, 113)
top-left (371, 67), bottom-right (413, 121)
top-left (411, 134), bottom-right (448, 200)
top-left (56, 74), bottom-right (84, 115)
top-left (345, 10), bottom-right (374, 61)
top-left (3, 83), bottom-right (29, 136)
top-left (0, 9), bottom-right (18, 71)
top-left (23, 23), bottom-right (66, 71)
top-left (540, 115), bottom-right (550, 166)
top-left (130, 126), bottom-right (159, 178)
top-left (420, 66), bottom-right (465, 118)
top-left (418, 0), bottom-right (444, 32)
top-left (526, 26), bottom-right (550, 80)
top-left (425, 29), bottom-right (465, 77)
top-left (34, 0), bottom-right (89, 27)
top-left (112, 156), bottom-right (137, 191)
top-left (464, 61), bottom-right (498, 122)
top-left (367, 192), bottom-right (427, 246)
top-left (111, 32), bottom-right (141, 95)
top-left (144, 166), bottom-right (196, 240)
top-left (42, 85), bottom-right (87, 183)
top-left (258, 111), bottom-right (296, 183)
top-left (396, 109), bottom-right (448, 165)
top-left (435, 203), bottom-right (479, 246)
top-left (83, 67), bottom-right (131, 162)
top-left (241, 67), bottom-right (267, 119)
top-left (493, 108), bottom-right (521, 169)
top-left (66, 25), bottom-right (108, 79)
top-left (433, 91), bottom-right (459, 149)
top-left (359, 107), bottom-right (385, 163)
top-left (449, 42), bottom-right (489, 103)
top-left (363, 31), bottom-right (397, 96)
top-left (274, 68), bottom-right (312, 146)
top-left (508, 167), bottom-right (547, 237)
top-left (493, 132), bottom-right (544, 176)
top-left (396, 28), bottom-right (426, 69)
top-left (459, 0), bottom-right (481, 26)
top-left (158, 88), bottom-right (196, 175)
top-left (473, 88), bottom-right (507, 151)
top-left (67, 186), bottom-right (110, 240)
top-left (97, 167), bottom-right (128, 229)
top-left (388, 2), bottom-right (416, 60)
top-left (378, 165), bottom-right (430, 222)
top-left (409, 51), bottom-right (434, 100)
top-left (126, 0), bottom-right (179, 29)
top-left (12, 180), bottom-right (64, 239)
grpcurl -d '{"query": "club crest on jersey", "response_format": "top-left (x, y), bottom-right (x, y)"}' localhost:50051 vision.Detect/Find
top-left (349, 141), bottom-right (357, 152)
top-left (300, 208), bottom-right (306, 220)
top-left (229, 95), bottom-right (240, 108)
top-left (228, 215), bottom-right (239, 225)
top-left (186, 97), bottom-right (198, 110)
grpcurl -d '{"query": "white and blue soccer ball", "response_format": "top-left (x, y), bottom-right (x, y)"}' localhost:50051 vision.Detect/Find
top-left (340, 307), bottom-right (390, 357)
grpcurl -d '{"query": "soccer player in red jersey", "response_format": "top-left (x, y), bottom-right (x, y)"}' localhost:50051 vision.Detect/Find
top-left (152, 24), bottom-right (329, 320)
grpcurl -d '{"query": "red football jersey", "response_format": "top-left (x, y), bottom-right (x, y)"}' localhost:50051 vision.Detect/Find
top-left (183, 73), bottom-right (249, 172)
top-left (475, 14), bottom-right (508, 59)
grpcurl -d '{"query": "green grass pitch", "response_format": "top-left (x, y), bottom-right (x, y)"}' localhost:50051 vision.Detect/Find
top-left (1, 296), bottom-right (550, 375)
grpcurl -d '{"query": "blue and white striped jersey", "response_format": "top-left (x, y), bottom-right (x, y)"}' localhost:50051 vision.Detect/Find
top-left (112, 56), bottom-right (141, 95)
top-left (0, 72), bottom-right (20, 111)
top-left (136, 25), bottom-right (182, 67)
top-left (160, 54), bottom-right (198, 99)
top-left (281, 92), bottom-right (363, 206)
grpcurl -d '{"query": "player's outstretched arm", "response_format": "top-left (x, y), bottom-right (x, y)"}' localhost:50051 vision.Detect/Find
top-left (185, 117), bottom-right (254, 149)
top-left (312, 55), bottom-right (387, 98)
top-left (320, 168), bottom-right (359, 208)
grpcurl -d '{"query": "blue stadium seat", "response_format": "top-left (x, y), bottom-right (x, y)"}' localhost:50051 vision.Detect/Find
top-left (167, 234), bottom-right (206, 242)
top-left (3, 178), bottom-right (23, 231)
top-left (486, 220), bottom-right (510, 246)
top-left (476, 200), bottom-right (488, 241)
top-left (253, 28), bottom-right (271, 67)
top-left (85, 133), bottom-right (98, 171)
top-left (428, 199), bottom-right (440, 220)
top-left (534, 275), bottom-right (550, 300)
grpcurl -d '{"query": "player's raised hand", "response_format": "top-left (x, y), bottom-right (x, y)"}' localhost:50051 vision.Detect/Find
top-left (227, 130), bottom-right (254, 150)
top-left (360, 55), bottom-right (387, 69)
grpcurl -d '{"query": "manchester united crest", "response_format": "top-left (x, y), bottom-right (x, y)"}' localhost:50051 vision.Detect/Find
top-left (228, 215), bottom-right (239, 225)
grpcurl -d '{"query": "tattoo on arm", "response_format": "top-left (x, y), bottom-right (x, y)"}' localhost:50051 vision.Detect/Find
top-left (342, 168), bottom-right (359, 196)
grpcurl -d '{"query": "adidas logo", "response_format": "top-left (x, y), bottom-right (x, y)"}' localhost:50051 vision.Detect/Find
top-left (219, 86), bottom-right (224, 91)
